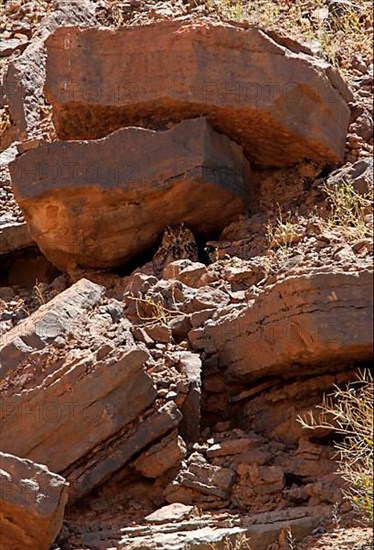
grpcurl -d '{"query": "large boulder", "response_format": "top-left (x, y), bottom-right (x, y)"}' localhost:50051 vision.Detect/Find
top-left (0, 452), bottom-right (68, 550)
top-left (44, 21), bottom-right (351, 167)
top-left (9, 118), bottom-right (249, 270)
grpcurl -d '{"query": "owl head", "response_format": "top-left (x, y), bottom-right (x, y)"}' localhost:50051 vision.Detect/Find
top-left (162, 222), bottom-right (195, 246)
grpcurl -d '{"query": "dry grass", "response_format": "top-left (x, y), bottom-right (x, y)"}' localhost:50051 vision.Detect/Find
top-left (266, 208), bottom-right (302, 262)
top-left (298, 370), bottom-right (374, 523)
top-left (207, 533), bottom-right (252, 549)
top-left (128, 294), bottom-right (183, 325)
top-left (322, 178), bottom-right (373, 242)
top-left (0, 107), bottom-right (11, 138)
top-left (214, 0), bottom-right (373, 73)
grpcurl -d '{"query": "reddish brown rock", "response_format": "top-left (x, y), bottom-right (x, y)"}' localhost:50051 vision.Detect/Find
top-left (45, 21), bottom-right (350, 167)
top-left (0, 451), bottom-right (68, 550)
top-left (144, 503), bottom-right (193, 524)
top-left (0, 346), bottom-right (155, 478)
top-left (68, 401), bottom-right (182, 502)
top-left (134, 431), bottom-right (187, 478)
top-left (0, 221), bottom-right (35, 256)
top-left (233, 464), bottom-right (285, 508)
top-left (9, 118), bottom-right (249, 270)
top-left (3, 0), bottom-right (97, 141)
top-left (0, 278), bottom-right (105, 375)
top-left (189, 267), bottom-right (373, 380)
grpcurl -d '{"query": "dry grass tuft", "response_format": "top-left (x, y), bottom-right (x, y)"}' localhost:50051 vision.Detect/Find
top-left (322, 178), bottom-right (373, 242)
top-left (298, 370), bottom-right (374, 523)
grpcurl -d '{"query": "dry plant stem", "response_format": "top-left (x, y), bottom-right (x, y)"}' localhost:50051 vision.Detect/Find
top-left (298, 370), bottom-right (373, 522)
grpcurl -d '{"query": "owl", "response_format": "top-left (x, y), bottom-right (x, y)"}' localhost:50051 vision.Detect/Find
top-left (152, 223), bottom-right (198, 274)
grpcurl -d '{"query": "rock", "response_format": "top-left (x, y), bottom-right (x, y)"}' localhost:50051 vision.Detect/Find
top-left (165, 456), bottom-right (235, 504)
top-left (162, 259), bottom-right (194, 280)
top-left (207, 438), bottom-right (252, 458)
top-left (3, 0), bottom-right (97, 142)
top-left (68, 401), bottom-right (182, 502)
top-left (10, 118), bottom-right (249, 270)
top-left (0, 221), bottom-right (35, 256)
top-left (144, 323), bottom-right (172, 344)
top-left (144, 503), bottom-right (193, 524)
top-left (0, 451), bottom-right (68, 550)
top-left (111, 505), bottom-right (327, 550)
top-left (189, 268), bottom-right (373, 379)
top-left (233, 464), bottom-right (285, 508)
top-left (326, 157), bottom-right (373, 196)
top-left (185, 286), bottom-right (230, 313)
top-left (0, 345), bottom-right (155, 481)
top-left (0, 37), bottom-right (28, 57)
top-left (134, 432), bottom-right (187, 478)
top-left (45, 21), bottom-right (350, 167)
top-left (163, 260), bottom-right (208, 288)
top-left (177, 352), bottom-right (202, 442)
top-left (0, 278), bottom-right (105, 375)
top-left (168, 314), bottom-right (192, 343)
top-left (351, 110), bottom-right (373, 143)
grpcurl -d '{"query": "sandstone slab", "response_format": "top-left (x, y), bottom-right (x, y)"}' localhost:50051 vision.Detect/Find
top-left (0, 278), bottom-right (105, 375)
top-left (0, 346), bottom-right (155, 478)
top-left (3, 0), bottom-right (97, 142)
top-left (145, 503), bottom-right (193, 524)
top-left (0, 221), bottom-right (34, 257)
top-left (117, 506), bottom-right (325, 550)
top-left (10, 118), bottom-right (248, 270)
top-left (67, 401), bottom-right (182, 502)
top-left (45, 21), bottom-right (350, 167)
top-left (189, 268), bottom-right (373, 380)
top-left (134, 432), bottom-right (187, 478)
top-left (0, 451), bottom-right (68, 550)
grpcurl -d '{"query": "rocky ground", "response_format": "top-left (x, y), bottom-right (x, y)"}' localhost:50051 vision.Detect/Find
top-left (0, 1), bottom-right (373, 549)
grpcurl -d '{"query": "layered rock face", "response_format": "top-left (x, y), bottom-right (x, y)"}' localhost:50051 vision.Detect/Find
top-left (0, 452), bottom-right (68, 550)
top-left (189, 266), bottom-right (373, 379)
top-left (9, 118), bottom-right (249, 270)
top-left (1, 5), bottom-right (372, 550)
top-left (44, 21), bottom-right (351, 168)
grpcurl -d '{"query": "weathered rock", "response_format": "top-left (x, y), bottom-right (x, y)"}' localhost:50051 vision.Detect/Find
top-left (165, 455), bottom-right (235, 505)
top-left (134, 432), bottom-right (187, 478)
top-left (0, 451), bottom-right (68, 550)
top-left (10, 118), bottom-right (249, 270)
top-left (177, 351), bottom-right (202, 443)
top-left (207, 438), bottom-right (253, 458)
top-left (0, 278), bottom-right (105, 375)
top-left (0, 345), bottom-right (155, 478)
top-left (44, 21), bottom-right (350, 167)
top-left (0, 37), bottom-right (29, 57)
top-left (326, 157), bottom-right (373, 196)
top-left (145, 503), bottom-right (193, 524)
top-left (144, 323), bottom-right (172, 344)
top-left (116, 506), bottom-right (325, 550)
top-left (68, 401), bottom-right (182, 501)
top-left (233, 464), bottom-right (285, 508)
top-left (0, 221), bottom-right (35, 256)
top-left (3, 0), bottom-right (97, 141)
top-left (189, 267), bottom-right (373, 379)
top-left (163, 260), bottom-right (208, 288)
